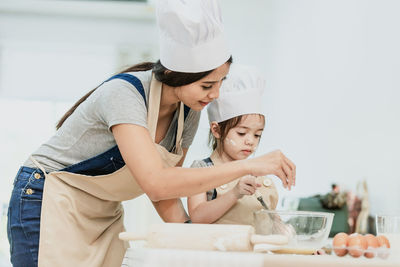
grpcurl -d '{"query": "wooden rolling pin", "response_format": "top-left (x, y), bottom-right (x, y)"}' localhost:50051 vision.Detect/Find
top-left (119, 223), bottom-right (288, 252)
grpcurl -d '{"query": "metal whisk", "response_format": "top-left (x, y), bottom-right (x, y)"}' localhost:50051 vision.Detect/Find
top-left (255, 191), bottom-right (296, 239)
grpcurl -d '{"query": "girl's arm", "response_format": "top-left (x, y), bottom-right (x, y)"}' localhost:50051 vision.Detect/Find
top-left (151, 148), bottom-right (190, 222)
top-left (112, 124), bottom-right (295, 201)
top-left (188, 175), bottom-right (260, 223)
top-left (188, 190), bottom-right (238, 224)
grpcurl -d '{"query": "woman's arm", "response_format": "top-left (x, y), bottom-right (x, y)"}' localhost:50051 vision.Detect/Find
top-left (151, 148), bottom-right (190, 222)
top-left (112, 124), bottom-right (295, 201)
top-left (152, 198), bottom-right (189, 222)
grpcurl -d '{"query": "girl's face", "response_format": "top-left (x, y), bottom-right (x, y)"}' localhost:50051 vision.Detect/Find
top-left (174, 63), bottom-right (230, 111)
top-left (220, 114), bottom-right (265, 161)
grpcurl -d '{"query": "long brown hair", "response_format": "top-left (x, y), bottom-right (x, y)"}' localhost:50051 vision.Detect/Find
top-left (56, 57), bottom-right (232, 129)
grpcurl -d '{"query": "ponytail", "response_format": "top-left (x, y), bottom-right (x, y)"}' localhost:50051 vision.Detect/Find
top-left (56, 62), bottom-right (155, 129)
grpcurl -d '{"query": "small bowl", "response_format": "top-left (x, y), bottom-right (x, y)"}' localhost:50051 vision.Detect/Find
top-left (254, 210), bottom-right (334, 254)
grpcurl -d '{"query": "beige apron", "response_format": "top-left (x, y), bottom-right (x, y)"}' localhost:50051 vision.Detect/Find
top-left (209, 151), bottom-right (279, 226)
top-left (32, 75), bottom-right (185, 267)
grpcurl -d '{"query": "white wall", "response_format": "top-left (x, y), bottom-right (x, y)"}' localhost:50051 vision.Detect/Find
top-left (0, 1), bottom-right (399, 251)
top-left (215, 0), bottom-right (400, 216)
top-left (0, 1), bottom-right (158, 102)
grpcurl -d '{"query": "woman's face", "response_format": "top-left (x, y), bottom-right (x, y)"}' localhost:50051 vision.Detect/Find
top-left (221, 114), bottom-right (265, 161)
top-left (175, 63), bottom-right (230, 111)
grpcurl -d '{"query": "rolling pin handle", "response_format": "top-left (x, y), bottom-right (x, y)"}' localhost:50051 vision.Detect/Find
top-left (119, 232), bottom-right (147, 241)
top-left (250, 234), bottom-right (289, 246)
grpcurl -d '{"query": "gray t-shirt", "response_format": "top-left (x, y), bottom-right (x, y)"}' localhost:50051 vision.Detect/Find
top-left (24, 70), bottom-right (201, 172)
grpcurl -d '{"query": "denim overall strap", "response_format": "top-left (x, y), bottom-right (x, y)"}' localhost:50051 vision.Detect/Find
top-left (107, 74), bottom-right (191, 142)
top-left (184, 104), bottom-right (190, 120)
top-left (61, 145), bottom-right (125, 175)
top-left (106, 73), bottom-right (191, 120)
top-left (105, 73), bottom-right (147, 108)
top-left (202, 157), bottom-right (217, 200)
top-left (203, 157), bottom-right (213, 165)
top-left (60, 74), bottom-right (146, 175)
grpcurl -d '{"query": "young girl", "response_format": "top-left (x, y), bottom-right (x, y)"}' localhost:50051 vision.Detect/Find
top-left (188, 64), bottom-right (281, 225)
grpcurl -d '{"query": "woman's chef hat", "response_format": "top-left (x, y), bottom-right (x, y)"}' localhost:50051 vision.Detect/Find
top-left (156, 0), bottom-right (231, 73)
top-left (207, 64), bottom-right (266, 123)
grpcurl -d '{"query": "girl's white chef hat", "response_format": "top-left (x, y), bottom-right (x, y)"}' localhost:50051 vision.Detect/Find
top-left (207, 64), bottom-right (266, 123)
top-left (156, 0), bottom-right (231, 73)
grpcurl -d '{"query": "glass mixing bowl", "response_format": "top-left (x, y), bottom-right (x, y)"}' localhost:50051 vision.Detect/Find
top-left (254, 210), bottom-right (334, 254)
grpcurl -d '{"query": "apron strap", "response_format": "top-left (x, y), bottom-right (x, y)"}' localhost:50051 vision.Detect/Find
top-left (30, 156), bottom-right (48, 177)
top-left (148, 74), bottom-right (185, 151)
top-left (175, 102), bottom-right (184, 150)
top-left (148, 74), bottom-right (160, 141)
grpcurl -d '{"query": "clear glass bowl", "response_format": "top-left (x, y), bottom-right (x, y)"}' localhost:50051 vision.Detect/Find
top-left (254, 210), bottom-right (334, 254)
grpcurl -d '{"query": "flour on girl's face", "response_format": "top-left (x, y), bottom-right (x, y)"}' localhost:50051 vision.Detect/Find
top-left (227, 138), bottom-right (237, 147)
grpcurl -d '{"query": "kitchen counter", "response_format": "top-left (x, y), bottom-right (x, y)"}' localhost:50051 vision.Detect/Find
top-left (122, 248), bottom-right (400, 267)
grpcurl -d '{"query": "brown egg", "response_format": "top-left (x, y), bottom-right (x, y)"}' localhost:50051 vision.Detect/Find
top-left (348, 233), bottom-right (367, 258)
top-left (364, 234), bottom-right (379, 258)
top-left (376, 235), bottom-right (391, 248)
top-left (376, 235), bottom-right (391, 259)
top-left (333, 232), bottom-right (348, 256)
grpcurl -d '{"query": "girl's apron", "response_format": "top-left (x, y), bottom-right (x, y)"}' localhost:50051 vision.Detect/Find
top-left (31, 75), bottom-right (185, 267)
top-left (209, 151), bottom-right (279, 226)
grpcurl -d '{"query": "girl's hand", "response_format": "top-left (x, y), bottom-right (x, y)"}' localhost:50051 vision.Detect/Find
top-left (247, 150), bottom-right (296, 190)
top-left (232, 175), bottom-right (261, 199)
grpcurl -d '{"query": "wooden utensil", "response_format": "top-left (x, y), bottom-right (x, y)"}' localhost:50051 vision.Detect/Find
top-left (119, 223), bottom-right (289, 252)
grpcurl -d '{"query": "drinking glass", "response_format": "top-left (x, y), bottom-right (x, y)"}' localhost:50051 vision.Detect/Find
top-left (376, 214), bottom-right (400, 259)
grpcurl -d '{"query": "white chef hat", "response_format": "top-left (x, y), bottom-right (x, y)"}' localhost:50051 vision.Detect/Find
top-left (156, 0), bottom-right (231, 73)
top-left (207, 64), bottom-right (266, 123)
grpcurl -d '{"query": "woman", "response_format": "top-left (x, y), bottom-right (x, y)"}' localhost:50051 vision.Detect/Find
top-left (7, 1), bottom-right (296, 266)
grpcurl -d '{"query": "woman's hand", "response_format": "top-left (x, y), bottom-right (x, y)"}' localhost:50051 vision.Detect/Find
top-left (247, 150), bottom-right (296, 190)
top-left (232, 175), bottom-right (261, 199)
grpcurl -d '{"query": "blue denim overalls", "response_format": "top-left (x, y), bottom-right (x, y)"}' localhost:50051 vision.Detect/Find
top-left (7, 74), bottom-right (189, 267)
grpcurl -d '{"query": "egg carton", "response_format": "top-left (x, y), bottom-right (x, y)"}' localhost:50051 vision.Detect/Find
top-left (332, 245), bottom-right (390, 259)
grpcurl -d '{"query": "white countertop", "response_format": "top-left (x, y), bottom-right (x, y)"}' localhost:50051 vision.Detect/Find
top-left (122, 248), bottom-right (400, 267)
